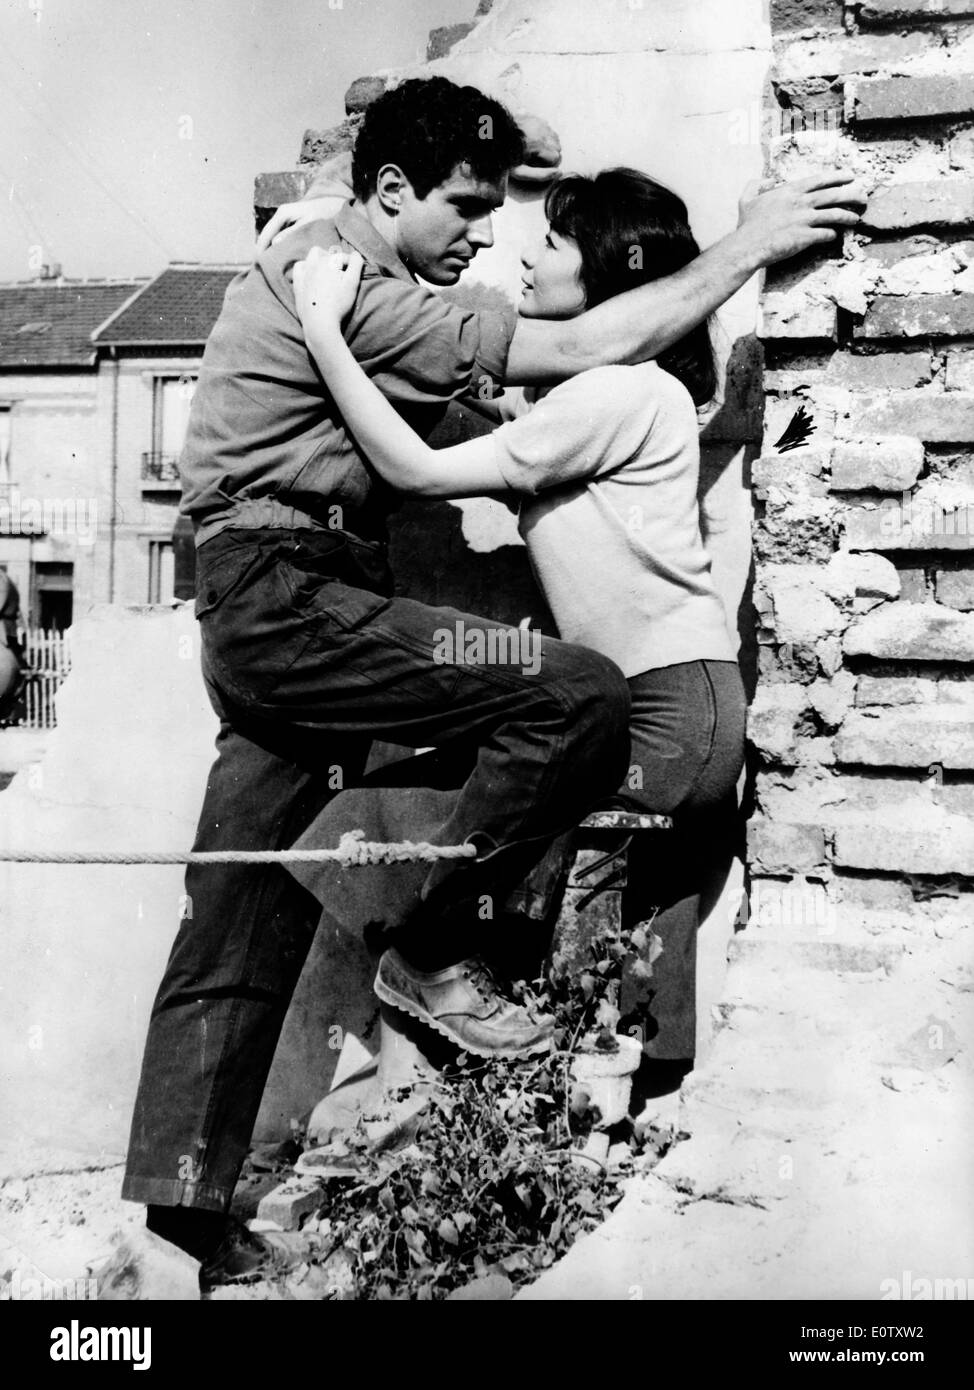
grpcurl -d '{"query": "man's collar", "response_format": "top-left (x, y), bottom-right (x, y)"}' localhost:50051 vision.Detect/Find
top-left (335, 200), bottom-right (415, 284)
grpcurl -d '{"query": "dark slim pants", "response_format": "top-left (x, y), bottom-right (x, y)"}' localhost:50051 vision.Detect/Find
top-left (122, 527), bottom-right (631, 1212)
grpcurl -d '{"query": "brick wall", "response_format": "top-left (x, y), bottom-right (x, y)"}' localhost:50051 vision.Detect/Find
top-left (750, 0), bottom-right (974, 932)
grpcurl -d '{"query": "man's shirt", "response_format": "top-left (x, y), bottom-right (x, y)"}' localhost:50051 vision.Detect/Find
top-left (179, 200), bottom-right (516, 546)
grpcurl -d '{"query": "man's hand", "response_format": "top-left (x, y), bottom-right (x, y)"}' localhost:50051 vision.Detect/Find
top-left (738, 171), bottom-right (867, 268)
top-left (292, 246), bottom-right (364, 340)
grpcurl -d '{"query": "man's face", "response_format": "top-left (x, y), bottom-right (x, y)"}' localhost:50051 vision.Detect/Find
top-left (396, 163), bottom-right (507, 285)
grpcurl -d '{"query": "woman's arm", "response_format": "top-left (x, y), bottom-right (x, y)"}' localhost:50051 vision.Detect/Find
top-left (293, 247), bottom-right (509, 499)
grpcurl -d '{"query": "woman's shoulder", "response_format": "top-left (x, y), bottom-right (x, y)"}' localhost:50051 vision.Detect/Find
top-left (548, 362), bottom-right (696, 421)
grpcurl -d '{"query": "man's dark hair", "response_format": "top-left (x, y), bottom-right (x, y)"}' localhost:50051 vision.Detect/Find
top-left (546, 168), bottom-right (718, 408)
top-left (352, 76), bottom-right (524, 201)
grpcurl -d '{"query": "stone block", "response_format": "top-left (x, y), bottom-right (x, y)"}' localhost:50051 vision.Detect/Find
top-left (834, 706), bottom-right (974, 767)
top-left (344, 75), bottom-right (387, 115)
top-left (771, 0), bottom-right (844, 28)
top-left (256, 1179), bottom-right (326, 1231)
top-left (825, 351), bottom-right (932, 389)
top-left (834, 818), bottom-right (974, 875)
top-left (777, 32), bottom-right (936, 81)
top-left (855, 674), bottom-right (936, 704)
top-left (843, 600), bottom-right (974, 659)
top-left (809, 670), bottom-right (858, 726)
top-left (860, 0), bottom-right (974, 20)
top-left (850, 75), bottom-right (974, 123)
top-left (757, 498), bottom-right (838, 563)
top-left (830, 438), bottom-right (924, 492)
top-left (823, 550), bottom-right (902, 600)
top-left (427, 22), bottom-right (476, 60)
top-left (861, 180), bottom-right (974, 231)
top-left (842, 484), bottom-right (974, 551)
top-left (846, 391), bottom-right (974, 442)
top-left (945, 349), bottom-right (974, 392)
top-left (748, 683), bottom-right (810, 761)
top-left (748, 819), bottom-right (827, 873)
top-left (859, 295), bottom-right (974, 339)
top-left (937, 567), bottom-right (974, 608)
top-left (254, 170), bottom-right (312, 212)
top-left (752, 450), bottom-right (830, 496)
top-left (760, 292), bottom-right (838, 341)
top-left (299, 118), bottom-right (362, 164)
top-left (761, 564), bottom-right (847, 643)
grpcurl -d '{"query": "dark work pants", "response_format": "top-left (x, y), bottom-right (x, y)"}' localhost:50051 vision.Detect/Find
top-left (614, 660), bottom-right (747, 1060)
top-left (122, 528), bottom-right (631, 1212)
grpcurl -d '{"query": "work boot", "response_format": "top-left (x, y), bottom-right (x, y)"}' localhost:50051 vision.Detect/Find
top-left (373, 948), bottom-right (554, 1059)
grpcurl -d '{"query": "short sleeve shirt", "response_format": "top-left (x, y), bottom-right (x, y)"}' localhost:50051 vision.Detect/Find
top-left (180, 201), bottom-right (517, 545)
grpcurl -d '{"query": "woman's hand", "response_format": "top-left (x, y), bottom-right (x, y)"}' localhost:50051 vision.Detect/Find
top-left (292, 246), bottom-right (364, 340)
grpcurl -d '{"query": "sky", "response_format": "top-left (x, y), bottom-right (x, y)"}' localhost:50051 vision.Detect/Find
top-left (0, 0), bottom-right (474, 282)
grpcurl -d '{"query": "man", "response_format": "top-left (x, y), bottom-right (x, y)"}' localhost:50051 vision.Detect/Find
top-left (123, 76), bottom-right (863, 1283)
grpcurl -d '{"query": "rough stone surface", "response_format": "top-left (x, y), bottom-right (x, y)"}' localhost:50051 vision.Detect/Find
top-left (771, 0), bottom-right (844, 28)
top-left (859, 294), bottom-right (974, 339)
top-left (761, 564), bottom-right (847, 643)
top-left (830, 437), bottom-right (924, 491)
top-left (777, 32), bottom-right (936, 81)
top-left (861, 180), bottom-right (974, 231)
top-left (937, 567), bottom-right (974, 608)
top-left (843, 600), bottom-right (974, 660)
top-left (834, 707), bottom-right (974, 767)
top-left (256, 1180), bottom-right (326, 1231)
top-left (748, 684), bottom-right (810, 762)
top-left (842, 491), bottom-right (974, 551)
top-left (823, 550), bottom-right (902, 600)
top-left (851, 75), bottom-right (974, 123)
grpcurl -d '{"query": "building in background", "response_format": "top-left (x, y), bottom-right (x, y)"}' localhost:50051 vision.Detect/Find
top-left (0, 262), bottom-right (240, 628)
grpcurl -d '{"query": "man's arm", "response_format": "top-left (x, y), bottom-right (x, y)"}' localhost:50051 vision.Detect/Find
top-left (504, 172), bottom-right (866, 385)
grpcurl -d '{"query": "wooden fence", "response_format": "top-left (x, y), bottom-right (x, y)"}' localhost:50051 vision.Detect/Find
top-left (15, 627), bottom-right (72, 729)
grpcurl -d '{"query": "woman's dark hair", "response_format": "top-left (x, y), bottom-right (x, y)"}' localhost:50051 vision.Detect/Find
top-left (544, 168), bottom-right (718, 408)
top-left (352, 77), bottom-right (525, 202)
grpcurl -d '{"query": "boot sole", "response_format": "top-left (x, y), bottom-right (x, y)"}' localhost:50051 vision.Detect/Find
top-left (373, 971), bottom-right (552, 1061)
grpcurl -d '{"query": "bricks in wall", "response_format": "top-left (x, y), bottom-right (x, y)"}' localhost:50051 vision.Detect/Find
top-left (753, 6), bottom-right (974, 895)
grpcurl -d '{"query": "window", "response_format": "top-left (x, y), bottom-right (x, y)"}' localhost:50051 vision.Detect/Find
top-left (0, 406), bottom-right (11, 489)
top-left (33, 561), bottom-right (73, 632)
top-left (152, 375), bottom-right (196, 459)
top-left (148, 540), bottom-right (175, 604)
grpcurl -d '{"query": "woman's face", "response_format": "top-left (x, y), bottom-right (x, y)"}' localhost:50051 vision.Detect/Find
top-left (518, 224), bottom-right (586, 319)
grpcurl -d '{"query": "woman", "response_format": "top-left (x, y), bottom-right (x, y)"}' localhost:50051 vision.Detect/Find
top-left (293, 168), bottom-right (746, 1072)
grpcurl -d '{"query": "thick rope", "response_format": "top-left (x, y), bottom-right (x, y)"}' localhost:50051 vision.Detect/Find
top-left (0, 830), bottom-right (478, 867)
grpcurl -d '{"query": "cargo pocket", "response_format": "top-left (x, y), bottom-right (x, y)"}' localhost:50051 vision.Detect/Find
top-left (194, 543), bottom-right (267, 620)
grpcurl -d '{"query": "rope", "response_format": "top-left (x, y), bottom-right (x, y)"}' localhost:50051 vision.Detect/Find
top-left (0, 830), bottom-right (478, 867)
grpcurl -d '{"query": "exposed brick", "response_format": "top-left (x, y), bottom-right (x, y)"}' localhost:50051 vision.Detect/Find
top-left (858, 294), bottom-right (974, 339)
top-left (760, 291), bottom-right (838, 341)
top-left (834, 819), bottom-right (974, 875)
top-left (771, 0), bottom-right (844, 28)
top-left (855, 674), bottom-right (936, 704)
top-left (830, 437), bottom-right (924, 491)
top-left (937, 567), bottom-right (974, 608)
top-left (299, 118), bottom-right (362, 163)
top-left (834, 707), bottom-right (974, 767)
top-left (753, 451), bottom-right (830, 496)
top-left (427, 22), bottom-right (476, 60)
top-left (895, 563), bottom-right (930, 600)
top-left (846, 391), bottom-right (974, 441)
top-left (850, 75), bottom-right (974, 124)
top-left (860, 0), bottom-right (974, 20)
top-left (946, 349), bottom-right (974, 392)
top-left (844, 501), bottom-right (974, 550)
top-left (254, 170), bottom-right (312, 214)
top-left (344, 75), bottom-right (387, 115)
top-left (761, 564), bottom-right (847, 643)
top-left (756, 501), bottom-right (838, 562)
top-left (749, 819), bottom-right (827, 873)
top-left (861, 180), bottom-right (974, 231)
top-left (256, 1179), bottom-right (325, 1230)
top-left (777, 32), bottom-right (936, 80)
top-left (825, 351), bottom-right (932, 389)
top-left (824, 550), bottom-right (902, 600)
top-left (843, 600), bottom-right (974, 659)
top-left (809, 670), bottom-right (858, 726)
top-left (748, 683), bottom-right (809, 761)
